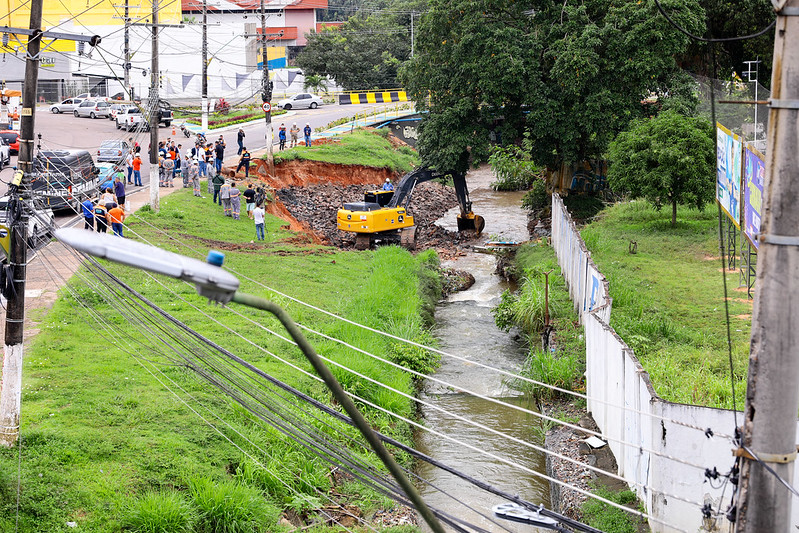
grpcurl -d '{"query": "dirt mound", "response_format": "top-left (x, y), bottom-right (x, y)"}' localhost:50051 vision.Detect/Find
top-left (252, 160), bottom-right (398, 189)
top-left (277, 181), bottom-right (466, 250)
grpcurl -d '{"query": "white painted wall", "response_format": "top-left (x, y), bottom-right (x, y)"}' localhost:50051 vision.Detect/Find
top-left (550, 193), bottom-right (799, 532)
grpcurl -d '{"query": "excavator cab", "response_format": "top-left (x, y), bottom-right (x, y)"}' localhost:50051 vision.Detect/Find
top-left (336, 167), bottom-right (483, 250)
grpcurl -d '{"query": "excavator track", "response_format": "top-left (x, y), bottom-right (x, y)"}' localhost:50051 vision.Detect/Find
top-left (400, 226), bottom-right (417, 250)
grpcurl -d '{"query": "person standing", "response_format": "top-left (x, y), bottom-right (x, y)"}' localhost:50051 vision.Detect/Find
top-left (237, 128), bottom-right (245, 155)
top-left (220, 180), bottom-right (232, 216)
top-left (125, 151), bottom-right (134, 184)
top-left (132, 153), bottom-right (143, 186)
top-left (101, 187), bottom-right (115, 209)
top-left (253, 202), bottom-right (266, 241)
top-left (94, 202), bottom-right (109, 233)
top-left (243, 183), bottom-right (256, 219)
top-left (215, 139), bottom-right (225, 174)
top-left (114, 176), bottom-right (126, 209)
top-left (212, 171), bottom-right (225, 205)
top-left (162, 154), bottom-right (175, 187)
top-left (173, 149), bottom-right (182, 185)
top-left (107, 203), bottom-right (126, 237)
top-left (81, 198), bottom-right (94, 230)
top-left (303, 123), bottom-right (312, 147)
top-left (229, 181), bottom-right (242, 220)
top-left (278, 124), bottom-right (287, 151)
top-left (289, 123), bottom-right (300, 148)
top-left (190, 158), bottom-right (202, 197)
top-left (236, 148), bottom-right (251, 178)
top-left (196, 142), bottom-right (207, 178)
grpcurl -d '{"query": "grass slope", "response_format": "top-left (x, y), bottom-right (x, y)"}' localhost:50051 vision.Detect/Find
top-left (0, 189), bottom-right (439, 532)
top-left (271, 129), bottom-right (419, 173)
top-left (580, 200), bottom-right (749, 408)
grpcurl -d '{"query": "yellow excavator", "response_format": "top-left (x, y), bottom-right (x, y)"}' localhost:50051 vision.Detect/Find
top-left (336, 167), bottom-right (485, 250)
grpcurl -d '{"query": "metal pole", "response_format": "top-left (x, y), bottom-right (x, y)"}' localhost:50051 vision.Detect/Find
top-left (736, 1), bottom-right (799, 530)
top-left (123, 0), bottom-right (130, 93)
top-left (230, 291), bottom-right (446, 533)
top-left (201, 0), bottom-right (208, 133)
top-left (0, 0), bottom-right (41, 448)
top-left (149, 0), bottom-right (160, 211)
top-left (261, 0), bottom-right (273, 175)
top-left (410, 12), bottom-right (414, 58)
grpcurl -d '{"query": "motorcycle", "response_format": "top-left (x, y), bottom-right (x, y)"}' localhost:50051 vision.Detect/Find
top-left (179, 122), bottom-right (191, 138)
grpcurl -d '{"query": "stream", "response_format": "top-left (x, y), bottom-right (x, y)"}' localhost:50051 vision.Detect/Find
top-left (414, 167), bottom-right (551, 532)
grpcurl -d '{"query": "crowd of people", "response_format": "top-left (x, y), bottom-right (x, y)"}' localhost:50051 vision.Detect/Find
top-left (82, 123), bottom-right (319, 240)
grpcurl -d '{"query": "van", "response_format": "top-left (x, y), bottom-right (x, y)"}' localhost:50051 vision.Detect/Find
top-left (31, 150), bottom-right (100, 210)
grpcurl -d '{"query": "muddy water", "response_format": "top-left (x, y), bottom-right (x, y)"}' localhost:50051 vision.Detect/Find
top-left (415, 168), bottom-right (550, 532)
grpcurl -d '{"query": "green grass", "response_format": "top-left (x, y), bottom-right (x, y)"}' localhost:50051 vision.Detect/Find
top-left (271, 129), bottom-right (419, 172)
top-left (0, 188), bottom-right (437, 531)
top-left (580, 200), bottom-right (749, 408)
top-left (581, 486), bottom-right (645, 533)
top-left (496, 242), bottom-right (586, 399)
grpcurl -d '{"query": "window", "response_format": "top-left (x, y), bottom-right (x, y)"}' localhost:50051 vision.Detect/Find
top-left (80, 101), bottom-right (91, 107)
top-left (63, 99), bottom-right (72, 104)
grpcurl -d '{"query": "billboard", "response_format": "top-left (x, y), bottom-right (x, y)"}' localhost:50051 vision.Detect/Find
top-left (743, 145), bottom-right (765, 249)
top-left (716, 123), bottom-right (743, 227)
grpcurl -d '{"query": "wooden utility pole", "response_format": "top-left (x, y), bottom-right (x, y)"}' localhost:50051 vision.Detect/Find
top-left (149, 0), bottom-right (160, 211)
top-left (260, 0), bottom-right (273, 174)
top-left (0, 0), bottom-right (41, 449)
top-left (735, 1), bottom-right (799, 530)
top-left (124, 0), bottom-right (130, 93)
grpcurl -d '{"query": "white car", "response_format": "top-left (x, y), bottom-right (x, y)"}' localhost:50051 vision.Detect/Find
top-left (74, 100), bottom-right (111, 119)
top-left (116, 107), bottom-right (148, 131)
top-left (0, 195), bottom-right (55, 248)
top-left (0, 137), bottom-right (10, 170)
top-left (50, 97), bottom-right (86, 114)
top-left (276, 93), bottom-right (323, 110)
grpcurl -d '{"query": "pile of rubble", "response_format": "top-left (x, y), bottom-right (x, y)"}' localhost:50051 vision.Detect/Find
top-left (276, 180), bottom-right (469, 251)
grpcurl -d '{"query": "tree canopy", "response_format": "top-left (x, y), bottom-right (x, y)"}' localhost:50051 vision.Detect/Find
top-left (606, 110), bottom-right (715, 226)
top-left (400, 0), bottom-right (706, 172)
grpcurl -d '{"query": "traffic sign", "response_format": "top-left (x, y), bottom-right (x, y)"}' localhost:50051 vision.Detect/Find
top-left (262, 102), bottom-right (271, 113)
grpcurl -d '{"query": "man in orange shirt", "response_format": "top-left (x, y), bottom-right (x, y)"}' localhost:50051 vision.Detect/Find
top-left (107, 203), bottom-right (126, 237)
top-left (132, 154), bottom-right (142, 186)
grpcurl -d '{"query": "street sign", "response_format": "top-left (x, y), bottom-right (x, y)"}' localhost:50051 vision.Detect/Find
top-left (262, 102), bottom-right (271, 113)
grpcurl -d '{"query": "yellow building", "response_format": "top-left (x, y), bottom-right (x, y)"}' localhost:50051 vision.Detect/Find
top-left (1, 0), bottom-right (182, 30)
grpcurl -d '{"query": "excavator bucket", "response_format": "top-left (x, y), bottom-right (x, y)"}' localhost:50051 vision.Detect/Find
top-left (457, 213), bottom-right (485, 234)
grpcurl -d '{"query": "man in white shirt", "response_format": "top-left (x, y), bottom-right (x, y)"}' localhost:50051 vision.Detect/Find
top-left (253, 203), bottom-right (266, 241)
top-left (125, 152), bottom-right (134, 184)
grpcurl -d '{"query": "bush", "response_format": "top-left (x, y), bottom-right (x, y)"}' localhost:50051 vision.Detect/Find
top-left (521, 178), bottom-right (548, 211)
top-left (488, 138), bottom-right (541, 191)
top-left (189, 477), bottom-right (281, 533)
top-left (122, 491), bottom-right (196, 533)
top-left (522, 347), bottom-right (582, 400)
top-left (581, 486), bottom-right (643, 533)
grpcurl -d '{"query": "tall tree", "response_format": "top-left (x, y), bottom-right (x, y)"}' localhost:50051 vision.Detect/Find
top-left (400, 0), bottom-right (706, 172)
top-left (606, 110), bottom-right (715, 226)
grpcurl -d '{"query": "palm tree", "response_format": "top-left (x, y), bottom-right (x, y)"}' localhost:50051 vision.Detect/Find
top-left (303, 74), bottom-right (328, 94)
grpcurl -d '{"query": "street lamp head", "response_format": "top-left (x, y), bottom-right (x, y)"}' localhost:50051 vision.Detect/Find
top-left (55, 228), bottom-right (240, 303)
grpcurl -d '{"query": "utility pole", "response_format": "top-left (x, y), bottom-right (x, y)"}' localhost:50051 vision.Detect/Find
top-left (0, 0), bottom-right (41, 449)
top-left (260, 0), bottom-right (273, 174)
top-left (201, 0), bottom-right (208, 133)
top-left (123, 0), bottom-right (130, 94)
top-left (410, 11), bottom-right (414, 58)
top-left (149, 0), bottom-right (160, 211)
top-left (735, 1), bottom-right (799, 531)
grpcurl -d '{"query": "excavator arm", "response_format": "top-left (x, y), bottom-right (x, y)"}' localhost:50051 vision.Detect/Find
top-left (389, 168), bottom-right (484, 233)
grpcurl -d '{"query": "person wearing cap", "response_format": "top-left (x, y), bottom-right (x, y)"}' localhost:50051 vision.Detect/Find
top-left (229, 181), bottom-right (242, 220)
top-left (215, 137), bottom-right (225, 173)
top-left (190, 157), bottom-right (202, 197)
top-left (278, 124), bottom-right (287, 151)
top-left (303, 123), bottom-right (312, 147)
top-left (290, 123), bottom-right (300, 148)
top-left (107, 203), bottom-right (126, 237)
top-left (132, 153), bottom-right (142, 186)
top-left (212, 170), bottom-right (225, 205)
top-left (382, 178), bottom-right (394, 191)
top-left (162, 153), bottom-right (175, 187)
top-left (196, 141), bottom-right (207, 178)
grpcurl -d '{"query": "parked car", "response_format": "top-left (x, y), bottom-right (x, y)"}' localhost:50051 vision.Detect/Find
top-left (74, 100), bottom-right (111, 119)
top-left (0, 131), bottom-right (19, 155)
top-left (109, 104), bottom-right (132, 122)
top-left (97, 139), bottom-right (130, 164)
top-left (0, 195), bottom-right (56, 248)
top-left (31, 149), bottom-right (100, 210)
top-left (0, 195), bottom-right (56, 249)
top-left (276, 93), bottom-right (323, 110)
top-left (116, 106), bottom-right (148, 131)
top-left (96, 162), bottom-right (120, 191)
top-left (50, 97), bottom-right (85, 114)
top-left (0, 138), bottom-right (10, 170)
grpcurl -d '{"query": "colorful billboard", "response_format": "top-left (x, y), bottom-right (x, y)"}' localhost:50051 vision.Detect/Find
top-left (743, 145), bottom-right (765, 249)
top-left (716, 123), bottom-right (743, 227)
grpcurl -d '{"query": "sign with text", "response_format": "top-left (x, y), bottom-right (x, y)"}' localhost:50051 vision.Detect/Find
top-left (743, 144), bottom-right (765, 249)
top-left (716, 123), bottom-right (742, 227)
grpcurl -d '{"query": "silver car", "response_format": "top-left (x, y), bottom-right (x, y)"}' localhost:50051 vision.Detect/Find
top-left (276, 93), bottom-right (323, 110)
top-left (97, 139), bottom-right (131, 164)
top-left (74, 100), bottom-right (111, 119)
top-left (50, 97), bottom-right (85, 114)
top-left (0, 137), bottom-right (10, 170)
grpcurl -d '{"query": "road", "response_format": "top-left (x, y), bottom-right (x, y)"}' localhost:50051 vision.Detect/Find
top-left (0, 100), bottom-right (395, 228)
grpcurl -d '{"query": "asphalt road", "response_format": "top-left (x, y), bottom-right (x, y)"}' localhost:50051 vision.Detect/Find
top-left (0, 100), bottom-right (394, 228)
